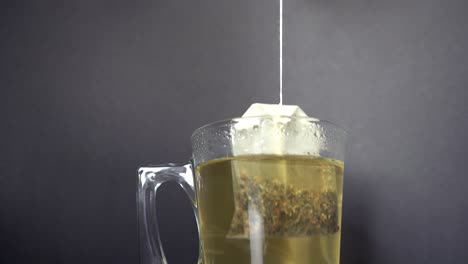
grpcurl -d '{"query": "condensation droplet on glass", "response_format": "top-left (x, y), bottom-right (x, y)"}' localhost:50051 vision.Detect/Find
top-left (314, 131), bottom-right (321, 138)
top-left (238, 130), bottom-right (247, 140)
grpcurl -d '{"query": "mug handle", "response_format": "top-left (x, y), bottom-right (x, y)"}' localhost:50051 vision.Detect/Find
top-left (137, 163), bottom-right (201, 264)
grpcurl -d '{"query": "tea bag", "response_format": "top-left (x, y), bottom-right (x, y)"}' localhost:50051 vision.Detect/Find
top-left (227, 103), bottom-right (339, 238)
top-left (227, 174), bottom-right (340, 237)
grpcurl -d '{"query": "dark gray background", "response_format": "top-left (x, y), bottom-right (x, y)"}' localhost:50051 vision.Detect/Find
top-left (1, 0), bottom-right (467, 263)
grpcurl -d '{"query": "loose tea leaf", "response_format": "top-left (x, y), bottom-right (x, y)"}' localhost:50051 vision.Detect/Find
top-left (227, 174), bottom-right (339, 238)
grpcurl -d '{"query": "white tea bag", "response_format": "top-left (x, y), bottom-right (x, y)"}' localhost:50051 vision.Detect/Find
top-left (227, 104), bottom-right (338, 239)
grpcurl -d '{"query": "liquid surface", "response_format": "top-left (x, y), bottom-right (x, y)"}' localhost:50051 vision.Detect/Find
top-left (196, 155), bottom-right (344, 264)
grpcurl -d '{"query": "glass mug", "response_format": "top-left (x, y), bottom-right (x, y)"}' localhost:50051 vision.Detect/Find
top-left (138, 116), bottom-right (347, 264)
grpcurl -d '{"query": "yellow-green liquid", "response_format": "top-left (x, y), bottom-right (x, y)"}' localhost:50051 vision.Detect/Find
top-left (196, 155), bottom-right (344, 264)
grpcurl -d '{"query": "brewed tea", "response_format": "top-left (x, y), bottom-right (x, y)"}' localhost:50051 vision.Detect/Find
top-left (196, 155), bottom-right (344, 264)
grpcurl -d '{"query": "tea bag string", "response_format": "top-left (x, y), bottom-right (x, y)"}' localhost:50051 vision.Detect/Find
top-left (279, 0), bottom-right (283, 105)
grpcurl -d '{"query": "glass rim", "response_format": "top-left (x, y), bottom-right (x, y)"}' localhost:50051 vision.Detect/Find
top-left (191, 115), bottom-right (348, 140)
